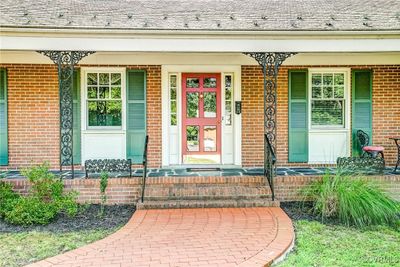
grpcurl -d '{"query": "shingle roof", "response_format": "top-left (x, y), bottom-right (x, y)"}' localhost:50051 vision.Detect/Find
top-left (1, 0), bottom-right (400, 31)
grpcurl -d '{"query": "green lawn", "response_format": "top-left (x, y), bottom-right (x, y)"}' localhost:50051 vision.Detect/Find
top-left (0, 229), bottom-right (118, 267)
top-left (278, 220), bottom-right (400, 267)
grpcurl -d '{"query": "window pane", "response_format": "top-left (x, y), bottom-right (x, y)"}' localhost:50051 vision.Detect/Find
top-left (87, 87), bottom-right (98, 99)
top-left (170, 88), bottom-right (176, 100)
top-left (186, 92), bottom-right (199, 118)
top-left (334, 74), bottom-right (344, 86)
top-left (111, 87), bottom-right (121, 99)
top-left (106, 101), bottom-right (122, 126)
top-left (111, 73), bottom-right (121, 85)
top-left (204, 126), bottom-right (217, 151)
top-left (186, 126), bottom-right (199, 152)
top-left (99, 87), bottom-right (109, 99)
top-left (312, 74), bottom-right (322, 86)
top-left (225, 87), bottom-right (232, 100)
top-left (311, 100), bottom-right (344, 126)
top-left (323, 86), bottom-right (333, 98)
top-left (323, 74), bottom-right (333, 86)
top-left (203, 92), bottom-right (216, 118)
top-left (87, 73), bottom-right (97, 86)
top-left (312, 87), bottom-right (321, 98)
top-left (186, 78), bottom-right (199, 88)
top-left (334, 86), bottom-right (344, 98)
top-left (171, 100), bottom-right (177, 113)
top-left (99, 73), bottom-right (109, 85)
top-left (170, 75), bottom-right (177, 88)
top-left (225, 75), bottom-right (232, 88)
top-left (204, 77), bottom-right (217, 88)
top-left (88, 100), bottom-right (122, 127)
top-left (171, 114), bottom-right (177, 126)
top-left (225, 101), bottom-right (232, 125)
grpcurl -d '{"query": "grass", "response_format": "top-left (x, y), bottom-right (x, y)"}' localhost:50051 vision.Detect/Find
top-left (0, 228), bottom-right (118, 267)
top-left (278, 220), bottom-right (400, 267)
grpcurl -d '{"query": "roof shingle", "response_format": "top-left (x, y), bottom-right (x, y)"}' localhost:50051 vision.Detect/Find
top-left (1, 0), bottom-right (400, 31)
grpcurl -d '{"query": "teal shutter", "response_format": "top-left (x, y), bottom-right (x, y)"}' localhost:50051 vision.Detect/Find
top-left (126, 70), bottom-right (146, 163)
top-left (289, 70), bottom-right (308, 162)
top-left (72, 70), bottom-right (81, 164)
top-left (0, 69), bottom-right (8, 165)
top-left (352, 70), bottom-right (372, 156)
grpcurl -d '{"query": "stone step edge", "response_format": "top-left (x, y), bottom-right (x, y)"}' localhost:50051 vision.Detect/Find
top-left (143, 195), bottom-right (273, 201)
top-left (136, 199), bottom-right (280, 210)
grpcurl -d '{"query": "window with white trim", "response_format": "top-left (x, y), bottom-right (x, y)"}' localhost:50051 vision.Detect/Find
top-left (310, 72), bottom-right (345, 127)
top-left (224, 74), bottom-right (233, 125)
top-left (86, 72), bottom-right (122, 128)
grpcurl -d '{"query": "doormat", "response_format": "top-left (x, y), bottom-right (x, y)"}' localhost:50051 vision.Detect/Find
top-left (187, 168), bottom-right (221, 172)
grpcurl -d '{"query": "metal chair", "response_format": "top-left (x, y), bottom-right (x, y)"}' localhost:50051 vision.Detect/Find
top-left (356, 130), bottom-right (384, 159)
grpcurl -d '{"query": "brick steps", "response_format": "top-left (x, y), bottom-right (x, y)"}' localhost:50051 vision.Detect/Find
top-left (138, 184), bottom-right (277, 209)
top-left (137, 199), bottom-right (280, 209)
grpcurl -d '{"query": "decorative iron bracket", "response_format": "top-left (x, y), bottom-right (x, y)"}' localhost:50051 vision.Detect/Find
top-left (243, 52), bottom-right (296, 150)
top-left (38, 51), bottom-right (95, 177)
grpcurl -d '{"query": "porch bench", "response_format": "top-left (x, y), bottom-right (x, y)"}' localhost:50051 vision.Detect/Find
top-left (84, 159), bottom-right (132, 178)
top-left (336, 156), bottom-right (385, 174)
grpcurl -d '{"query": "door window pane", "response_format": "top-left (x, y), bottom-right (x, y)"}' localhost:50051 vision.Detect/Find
top-left (225, 75), bottom-right (233, 125)
top-left (186, 92), bottom-right (199, 118)
top-left (186, 78), bottom-right (199, 88)
top-left (186, 126), bottom-right (199, 152)
top-left (204, 77), bottom-right (217, 88)
top-left (203, 92), bottom-right (216, 118)
top-left (204, 126), bottom-right (217, 151)
top-left (170, 74), bottom-right (177, 126)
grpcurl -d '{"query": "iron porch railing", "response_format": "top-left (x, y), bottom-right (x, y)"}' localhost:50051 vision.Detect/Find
top-left (141, 135), bottom-right (149, 203)
top-left (264, 134), bottom-right (276, 200)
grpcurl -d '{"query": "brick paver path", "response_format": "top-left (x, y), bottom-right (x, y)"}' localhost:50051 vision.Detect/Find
top-left (28, 207), bottom-right (294, 267)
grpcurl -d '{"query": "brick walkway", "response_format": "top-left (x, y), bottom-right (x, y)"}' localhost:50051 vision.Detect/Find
top-left (28, 208), bottom-right (294, 267)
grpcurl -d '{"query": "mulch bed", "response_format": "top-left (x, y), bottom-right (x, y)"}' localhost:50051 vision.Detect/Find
top-left (0, 204), bottom-right (135, 233)
top-left (281, 201), bottom-right (340, 225)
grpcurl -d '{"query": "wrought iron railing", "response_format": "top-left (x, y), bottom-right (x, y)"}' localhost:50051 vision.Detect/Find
top-left (141, 135), bottom-right (149, 202)
top-left (264, 134), bottom-right (276, 200)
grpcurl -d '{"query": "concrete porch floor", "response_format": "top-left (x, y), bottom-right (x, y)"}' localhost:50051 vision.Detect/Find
top-left (2, 166), bottom-right (398, 179)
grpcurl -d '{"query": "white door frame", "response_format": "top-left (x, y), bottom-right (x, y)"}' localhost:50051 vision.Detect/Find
top-left (161, 65), bottom-right (242, 167)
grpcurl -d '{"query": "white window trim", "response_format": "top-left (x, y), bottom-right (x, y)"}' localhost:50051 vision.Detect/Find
top-left (161, 65), bottom-right (242, 167)
top-left (81, 67), bottom-right (127, 132)
top-left (308, 68), bottom-right (351, 132)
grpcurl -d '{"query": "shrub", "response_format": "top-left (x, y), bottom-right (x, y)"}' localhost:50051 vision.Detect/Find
top-left (302, 173), bottom-right (400, 227)
top-left (1, 163), bottom-right (79, 225)
top-left (0, 181), bottom-right (20, 218)
top-left (4, 197), bottom-right (58, 225)
top-left (99, 171), bottom-right (109, 216)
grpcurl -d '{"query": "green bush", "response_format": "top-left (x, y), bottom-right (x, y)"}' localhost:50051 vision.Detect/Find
top-left (0, 182), bottom-right (20, 218)
top-left (4, 197), bottom-right (57, 225)
top-left (302, 173), bottom-right (400, 227)
top-left (0, 163), bottom-right (79, 225)
top-left (99, 171), bottom-right (109, 216)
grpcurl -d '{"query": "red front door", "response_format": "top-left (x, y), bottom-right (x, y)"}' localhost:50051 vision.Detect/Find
top-left (182, 73), bottom-right (221, 164)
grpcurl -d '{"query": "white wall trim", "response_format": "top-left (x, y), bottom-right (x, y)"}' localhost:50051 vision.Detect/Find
top-left (1, 36), bottom-right (400, 52)
top-left (161, 65), bottom-right (242, 167)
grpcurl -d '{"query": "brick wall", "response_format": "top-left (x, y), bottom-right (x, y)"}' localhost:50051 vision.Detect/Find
top-left (4, 174), bottom-right (399, 204)
top-left (241, 65), bottom-right (400, 167)
top-left (0, 64), bottom-right (162, 169)
top-left (0, 64), bottom-right (60, 169)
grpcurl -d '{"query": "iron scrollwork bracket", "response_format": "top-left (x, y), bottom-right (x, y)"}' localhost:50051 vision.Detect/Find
top-left (243, 52), bottom-right (296, 149)
top-left (38, 51), bottom-right (95, 176)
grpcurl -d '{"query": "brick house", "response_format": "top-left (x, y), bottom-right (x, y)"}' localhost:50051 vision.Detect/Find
top-left (1, 1), bottom-right (399, 205)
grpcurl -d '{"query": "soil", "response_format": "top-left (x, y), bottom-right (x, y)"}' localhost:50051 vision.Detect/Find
top-left (281, 201), bottom-right (340, 225)
top-left (0, 204), bottom-right (135, 233)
